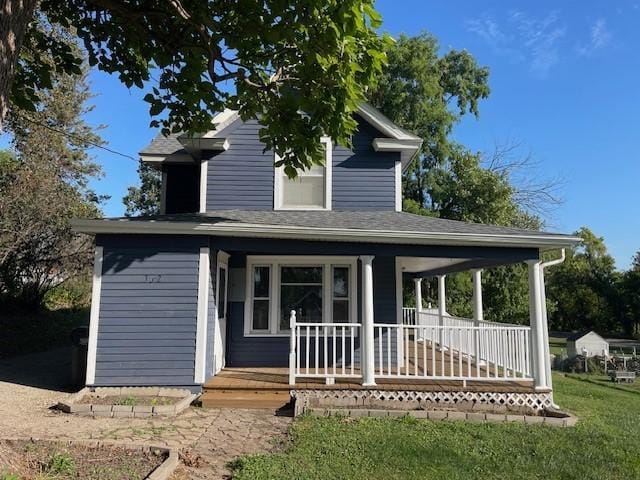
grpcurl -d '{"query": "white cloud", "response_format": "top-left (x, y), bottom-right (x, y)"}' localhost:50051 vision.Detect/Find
top-left (578, 18), bottom-right (612, 56)
top-left (466, 10), bottom-right (567, 77)
top-left (465, 16), bottom-right (508, 46)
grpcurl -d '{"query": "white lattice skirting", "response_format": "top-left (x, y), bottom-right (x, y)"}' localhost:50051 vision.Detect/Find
top-left (292, 389), bottom-right (554, 414)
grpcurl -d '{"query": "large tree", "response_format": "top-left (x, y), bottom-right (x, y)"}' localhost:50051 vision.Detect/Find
top-left (123, 161), bottom-right (161, 217)
top-left (370, 33), bottom-right (552, 324)
top-left (545, 228), bottom-right (621, 333)
top-left (617, 251), bottom-right (640, 336)
top-left (0, 27), bottom-right (103, 306)
top-left (2, 0), bottom-right (390, 173)
top-left (368, 33), bottom-right (490, 208)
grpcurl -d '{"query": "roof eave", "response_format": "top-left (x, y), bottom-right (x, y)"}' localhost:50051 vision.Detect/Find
top-left (71, 218), bottom-right (581, 250)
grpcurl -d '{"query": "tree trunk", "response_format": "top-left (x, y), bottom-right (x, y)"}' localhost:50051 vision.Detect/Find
top-left (0, 0), bottom-right (37, 129)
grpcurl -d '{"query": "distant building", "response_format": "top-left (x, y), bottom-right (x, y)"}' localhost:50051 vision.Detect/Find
top-left (567, 331), bottom-right (609, 358)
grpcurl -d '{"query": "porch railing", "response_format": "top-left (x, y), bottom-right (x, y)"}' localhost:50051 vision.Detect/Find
top-left (288, 310), bottom-right (361, 384)
top-left (288, 310), bottom-right (533, 385)
top-left (402, 307), bottom-right (417, 325)
top-left (374, 323), bottom-right (532, 381)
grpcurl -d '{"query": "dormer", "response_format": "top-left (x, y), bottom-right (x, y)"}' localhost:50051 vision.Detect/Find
top-left (139, 104), bottom-right (422, 214)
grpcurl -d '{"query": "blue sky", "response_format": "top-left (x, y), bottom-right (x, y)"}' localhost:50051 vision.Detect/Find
top-left (66, 1), bottom-right (640, 269)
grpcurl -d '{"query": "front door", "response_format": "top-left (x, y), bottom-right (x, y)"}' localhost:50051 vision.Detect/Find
top-left (214, 252), bottom-right (229, 374)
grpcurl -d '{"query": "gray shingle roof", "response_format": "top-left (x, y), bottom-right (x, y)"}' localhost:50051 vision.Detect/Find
top-left (139, 132), bottom-right (185, 156)
top-left (123, 210), bottom-right (576, 240)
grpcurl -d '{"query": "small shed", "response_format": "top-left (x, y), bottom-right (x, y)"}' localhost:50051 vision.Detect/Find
top-left (567, 331), bottom-right (609, 358)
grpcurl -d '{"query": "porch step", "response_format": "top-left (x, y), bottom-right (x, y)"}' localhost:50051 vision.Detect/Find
top-left (200, 389), bottom-right (292, 410)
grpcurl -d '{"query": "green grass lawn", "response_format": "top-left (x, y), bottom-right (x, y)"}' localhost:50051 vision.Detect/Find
top-left (566, 373), bottom-right (640, 394)
top-left (232, 374), bottom-right (640, 480)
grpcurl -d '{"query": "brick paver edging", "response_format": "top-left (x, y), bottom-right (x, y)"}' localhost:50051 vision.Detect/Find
top-left (3, 437), bottom-right (179, 480)
top-left (307, 408), bottom-right (578, 427)
top-left (57, 387), bottom-right (198, 418)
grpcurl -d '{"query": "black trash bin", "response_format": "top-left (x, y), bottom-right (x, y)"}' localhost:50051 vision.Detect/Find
top-left (70, 326), bottom-right (89, 388)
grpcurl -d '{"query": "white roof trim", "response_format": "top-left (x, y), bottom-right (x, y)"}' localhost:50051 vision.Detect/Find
top-left (179, 137), bottom-right (229, 151)
top-left (140, 153), bottom-right (195, 164)
top-left (180, 109), bottom-right (239, 140)
top-left (72, 218), bottom-right (581, 250)
top-left (140, 103), bottom-right (422, 168)
top-left (373, 138), bottom-right (423, 152)
top-left (356, 103), bottom-right (421, 141)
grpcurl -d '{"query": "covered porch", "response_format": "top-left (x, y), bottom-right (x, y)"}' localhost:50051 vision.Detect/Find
top-left (204, 249), bottom-right (564, 411)
top-left (285, 253), bottom-right (558, 393)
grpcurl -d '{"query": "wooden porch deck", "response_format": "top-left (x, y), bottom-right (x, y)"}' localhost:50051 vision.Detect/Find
top-left (201, 366), bottom-right (536, 409)
top-left (204, 367), bottom-right (535, 393)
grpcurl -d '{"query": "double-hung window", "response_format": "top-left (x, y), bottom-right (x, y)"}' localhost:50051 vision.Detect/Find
top-left (274, 137), bottom-right (332, 210)
top-left (245, 256), bottom-right (357, 336)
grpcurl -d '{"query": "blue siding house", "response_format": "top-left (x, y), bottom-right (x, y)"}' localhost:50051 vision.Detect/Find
top-left (74, 104), bottom-right (579, 412)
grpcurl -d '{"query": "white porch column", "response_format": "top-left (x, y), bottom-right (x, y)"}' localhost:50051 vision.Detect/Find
top-left (471, 269), bottom-right (483, 362)
top-left (414, 277), bottom-right (423, 317)
top-left (437, 275), bottom-right (446, 346)
top-left (527, 260), bottom-right (548, 390)
top-left (437, 275), bottom-right (446, 319)
top-left (471, 269), bottom-right (483, 323)
top-left (360, 255), bottom-right (376, 386)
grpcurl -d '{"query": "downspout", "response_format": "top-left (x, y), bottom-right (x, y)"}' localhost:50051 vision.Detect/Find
top-left (539, 249), bottom-right (565, 408)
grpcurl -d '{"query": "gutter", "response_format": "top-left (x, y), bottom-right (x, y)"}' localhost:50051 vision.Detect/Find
top-left (541, 248), bottom-right (566, 269)
top-left (539, 248), bottom-right (567, 409)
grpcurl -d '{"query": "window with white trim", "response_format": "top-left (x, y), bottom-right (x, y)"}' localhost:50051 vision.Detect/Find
top-left (245, 256), bottom-right (356, 336)
top-left (250, 266), bottom-right (271, 331)
top-left (274, 137), bottom-right (332, 210)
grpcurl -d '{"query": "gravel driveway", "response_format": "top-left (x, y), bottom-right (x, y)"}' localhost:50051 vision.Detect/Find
top-left (0, 348), bottom-right (291, 479)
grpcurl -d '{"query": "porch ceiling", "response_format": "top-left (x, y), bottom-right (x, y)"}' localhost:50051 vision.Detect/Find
top-left (398, 256), bottom-right (527, 277)
top-left (399, 257), bottom-right (471, 274)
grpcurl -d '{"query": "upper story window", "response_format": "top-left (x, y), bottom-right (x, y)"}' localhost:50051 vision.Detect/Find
top-left (274, 137), bottom-right (332, 210)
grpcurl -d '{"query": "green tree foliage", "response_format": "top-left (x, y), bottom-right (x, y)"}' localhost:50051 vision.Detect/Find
top-left (620, 251), bottom-right (640, 335)
top-left (3, 0), bottom-right (391, 174)
top-left (368, 33), bottom-right (490, 207)
top-left (370, 33), bottom-right (539, 324)
top-left (123, 162), bottom-right (161, 217)
top-left (0, 31), bottom-right (103, 307)
top-left (545, 228), bottom-right (621, 333)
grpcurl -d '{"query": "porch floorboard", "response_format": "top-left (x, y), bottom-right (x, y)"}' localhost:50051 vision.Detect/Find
top-left (203, 367), bottom-right (536, 394)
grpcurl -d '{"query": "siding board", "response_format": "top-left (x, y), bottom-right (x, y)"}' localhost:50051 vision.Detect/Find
top-left (205, 116), bottom-right (399, 211)
top-left (94, 235), bottom-right (203, 387)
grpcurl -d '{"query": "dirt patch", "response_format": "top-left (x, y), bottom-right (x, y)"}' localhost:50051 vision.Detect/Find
top-left (78, 395), bottom-right (178, 406)
top-left (0, 439), bottom-right (165, 480)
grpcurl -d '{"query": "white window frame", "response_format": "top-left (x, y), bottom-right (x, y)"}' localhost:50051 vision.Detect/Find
top-left (273, 136), bottom-right (332, 211)
top-left (244, 255), bottom-right (357, 337)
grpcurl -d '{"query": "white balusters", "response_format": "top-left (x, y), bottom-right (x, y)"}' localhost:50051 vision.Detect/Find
top-left (288, 318), bottom-right (534, 384)
top-left (289, 321), bottom-right (361, 383)
top-left (369, 323), bottom-right (533, 382)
